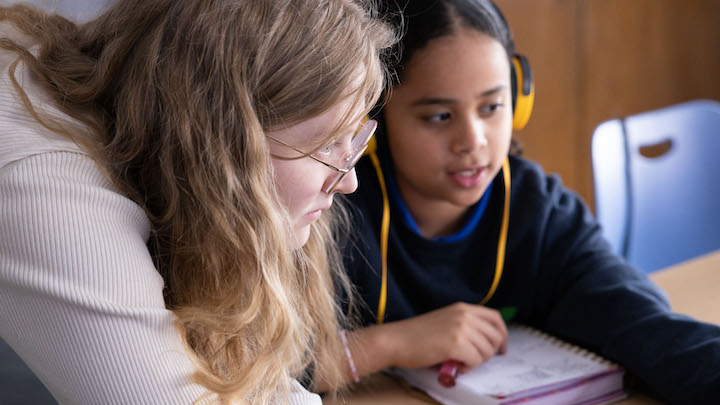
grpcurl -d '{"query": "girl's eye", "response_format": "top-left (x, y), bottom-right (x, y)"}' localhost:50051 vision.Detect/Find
top-left (422, 112), bottom-right (451, 123)
top-left (481, 103), bottom-right (504, 115)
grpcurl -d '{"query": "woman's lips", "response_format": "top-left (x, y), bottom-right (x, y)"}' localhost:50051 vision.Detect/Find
top-left (303, 200), bottom-right (332, 223)
top-left (448, 166), bottom-right (486, 188)
top-left (304, 209), bottom-right (323, 221)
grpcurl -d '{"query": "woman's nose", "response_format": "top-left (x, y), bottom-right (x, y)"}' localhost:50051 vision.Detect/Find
top-left (328, 167), bottom-right (358, 195)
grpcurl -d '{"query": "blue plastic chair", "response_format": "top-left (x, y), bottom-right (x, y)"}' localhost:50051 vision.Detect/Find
top-left (591, 99), bottom-right (720, 273)
top-left (0, 338), bottom-right (56, 404)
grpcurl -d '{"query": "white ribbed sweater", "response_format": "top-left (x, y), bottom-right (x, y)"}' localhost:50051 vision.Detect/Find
top-left (0, 24), bottom-right (321, 405)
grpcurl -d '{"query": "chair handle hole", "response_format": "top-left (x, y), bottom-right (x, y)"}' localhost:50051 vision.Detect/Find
top-left (638, 138), bottom-right (674, 159)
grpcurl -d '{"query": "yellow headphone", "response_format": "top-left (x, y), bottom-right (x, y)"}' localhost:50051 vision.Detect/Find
top-left (511, 54), bottom-right (535, 131)
top-left (361, 53), bottom-right (533, 324)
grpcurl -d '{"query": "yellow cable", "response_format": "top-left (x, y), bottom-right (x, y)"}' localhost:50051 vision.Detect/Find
top-left (369, 151), bottom-right (391, 324)
top-left (479, 158), bottom-right (511, 305)
top-left (374, 156), bottom-right (511, 321)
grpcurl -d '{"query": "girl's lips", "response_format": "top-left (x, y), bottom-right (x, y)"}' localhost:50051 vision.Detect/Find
top-left (448, 166), bottom-right (486, 188)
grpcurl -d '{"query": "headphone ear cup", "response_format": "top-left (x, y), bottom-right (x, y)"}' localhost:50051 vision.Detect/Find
top-left (511, 54), bottom-right (535, 130)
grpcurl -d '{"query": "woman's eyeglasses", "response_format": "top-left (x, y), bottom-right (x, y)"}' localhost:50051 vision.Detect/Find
top-left (267, 119), bottom-right (377, 193)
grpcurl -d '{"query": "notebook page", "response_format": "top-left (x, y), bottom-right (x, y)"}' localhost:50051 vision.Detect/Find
top-left (454, 325), bottom-right (617, 397)
top-left (392, 324), bottom-right (621, 405)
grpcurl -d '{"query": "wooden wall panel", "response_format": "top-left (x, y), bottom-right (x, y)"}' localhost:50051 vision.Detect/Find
top-left (495, 0), bottom-right (582, 194)
top-left (495, 0), bottom-right (720, 210)
top-left (579, 0), bottom-right (720, 208)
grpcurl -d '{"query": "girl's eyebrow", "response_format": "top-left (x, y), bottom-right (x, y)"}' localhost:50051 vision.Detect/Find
top-left (410, 97), bottom-right (455, 107)
top-left (478, 85), bottom-right (507, 97)
top-left (409, 85), bottom-right (507, 107)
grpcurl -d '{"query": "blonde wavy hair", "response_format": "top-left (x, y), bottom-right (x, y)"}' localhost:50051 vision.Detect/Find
top-left (0, 0), bottom-right (394, 403)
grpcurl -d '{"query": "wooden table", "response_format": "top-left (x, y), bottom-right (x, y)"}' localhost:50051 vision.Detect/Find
top-left (650, 250), bottom-right (720, 325)
top-left (326, 250), bottom-right (720, 405)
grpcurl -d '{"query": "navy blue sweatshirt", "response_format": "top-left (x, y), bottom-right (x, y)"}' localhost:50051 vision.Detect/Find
top-left (343, 147), bottom-right (720, 404)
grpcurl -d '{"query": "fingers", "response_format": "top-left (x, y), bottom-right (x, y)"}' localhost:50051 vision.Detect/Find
top-left (451, 303), bottom-right (508, 348)
top-left (462, 331), bottom-right (497, 370)
top-left (475, 307), bottom-right (508, 354)
top-left (475, 318), bottom-right (507, 356)
top-left (444, 303), bottom-right (509, 369)
top-left (386, 303), bottom-right (510, 370)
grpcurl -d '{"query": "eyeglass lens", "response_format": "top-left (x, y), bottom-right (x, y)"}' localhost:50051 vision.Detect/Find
top-left (323, 119), bottom-right (377, 193)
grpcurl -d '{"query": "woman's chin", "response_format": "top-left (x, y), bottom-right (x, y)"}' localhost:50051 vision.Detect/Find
top-left (291, 225), bottom-right (311, 249)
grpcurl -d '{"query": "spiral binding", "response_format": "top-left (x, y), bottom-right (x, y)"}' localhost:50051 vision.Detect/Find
top-left (515, 324), bottom-right (619, 368)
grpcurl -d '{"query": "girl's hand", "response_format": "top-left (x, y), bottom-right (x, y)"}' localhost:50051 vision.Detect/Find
top-left (383, 302), bottom-right (508, 372)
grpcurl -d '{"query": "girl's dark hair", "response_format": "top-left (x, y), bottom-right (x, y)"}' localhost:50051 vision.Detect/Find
top-left (382, 0), bottom-right (515, 82)
top-left (377, 0), bottom-right (524, 155)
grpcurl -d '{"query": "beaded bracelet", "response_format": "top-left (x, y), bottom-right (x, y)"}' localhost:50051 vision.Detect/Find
top-left (339, 329), bottom-right (360, 383)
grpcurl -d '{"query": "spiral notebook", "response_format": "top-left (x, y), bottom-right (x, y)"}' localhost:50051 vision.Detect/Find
top-left (392, 325), bottom-right (627, 405)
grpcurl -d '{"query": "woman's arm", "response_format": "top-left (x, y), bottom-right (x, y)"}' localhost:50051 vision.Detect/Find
top-left (0, 152), bottom-right (320, 404)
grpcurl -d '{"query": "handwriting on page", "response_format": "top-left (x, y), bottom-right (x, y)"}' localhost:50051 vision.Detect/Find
top-left (393, 325), bottom-right (624, 405)
top-left (456, 326), bottom-right (611, 395)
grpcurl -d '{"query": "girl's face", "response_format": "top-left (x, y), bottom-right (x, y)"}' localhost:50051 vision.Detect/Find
top-left (385, 29), bottom-right (513, 221)
top-left (267, 97), bottom-right (363, 248)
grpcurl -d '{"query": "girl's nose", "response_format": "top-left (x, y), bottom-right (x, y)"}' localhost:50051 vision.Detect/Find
top-left (451, 118), bottom-right (488, 154)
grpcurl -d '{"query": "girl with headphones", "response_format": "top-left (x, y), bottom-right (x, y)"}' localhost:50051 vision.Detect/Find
top-left (321, 0), bottom-right (720, 403)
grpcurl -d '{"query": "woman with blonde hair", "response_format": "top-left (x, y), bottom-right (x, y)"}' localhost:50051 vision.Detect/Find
top-left (0, 0), bottom-right (393, 404)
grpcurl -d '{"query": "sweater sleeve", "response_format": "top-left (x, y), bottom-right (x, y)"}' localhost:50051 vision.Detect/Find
top-left (0, 152), bottom-right (320, 405)
top-left (532, 175), bottom-right (720, 405)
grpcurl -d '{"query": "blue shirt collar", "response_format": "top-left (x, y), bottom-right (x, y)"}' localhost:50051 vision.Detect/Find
top-left (384, 161), bottom-right (493, 243)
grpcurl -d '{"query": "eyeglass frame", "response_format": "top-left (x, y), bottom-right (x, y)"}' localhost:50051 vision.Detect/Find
top-left (267, 119), bottom-right (378, 193)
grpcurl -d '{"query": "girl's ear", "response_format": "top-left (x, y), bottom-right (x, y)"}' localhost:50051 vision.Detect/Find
top-left (511, 54), bottom-right (535, 130)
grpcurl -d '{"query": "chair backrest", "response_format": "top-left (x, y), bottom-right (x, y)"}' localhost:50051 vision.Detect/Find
top-left (0, 338), bottom-right (56, 404)
top-left (591, 99), bottom-right (720, 273)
